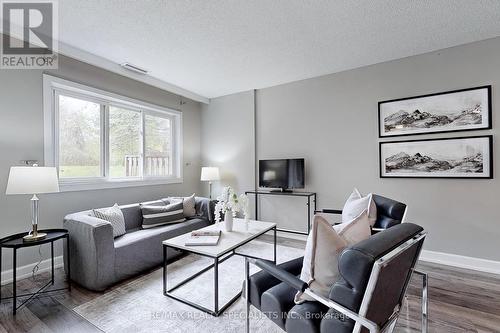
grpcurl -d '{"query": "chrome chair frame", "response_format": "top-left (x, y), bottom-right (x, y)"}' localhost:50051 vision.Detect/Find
top-left (244, 231), bottom-right (428, 333)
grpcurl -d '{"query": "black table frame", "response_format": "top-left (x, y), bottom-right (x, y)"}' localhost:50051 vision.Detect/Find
top-left (0, 229), bottom-right (71, 315)
top-left (245, 191), bottom-right (317, 235)
top-left (163, 225), bottom-right (276, 317)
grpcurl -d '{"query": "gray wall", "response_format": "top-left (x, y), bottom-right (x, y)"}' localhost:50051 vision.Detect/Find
top-left (0, 55), bottom-right (202, 272)
top-left (205, 37), bottom-right (500, 261)
top-left (201, 91), bottom-right (255, 197)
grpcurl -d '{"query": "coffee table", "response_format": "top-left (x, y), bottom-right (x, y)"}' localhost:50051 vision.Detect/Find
top-left (162, 219), bottom-right (277, 316)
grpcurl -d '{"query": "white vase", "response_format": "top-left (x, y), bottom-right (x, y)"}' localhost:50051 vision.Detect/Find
top-left (224, 210), bottom-right (234, 232)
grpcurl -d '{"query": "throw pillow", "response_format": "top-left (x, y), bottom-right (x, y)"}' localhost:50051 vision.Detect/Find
top-left (93, 204), bottom-right (126, 238)
top-left (341, 188), bottom-right (377, 226)
top-left (163, 193), bottom-right (196, 217)
top-left (295, 211), bottom-right (371, 304)
top-left (335, 210), bottom-right (372, 245)
top-left (140, 201), bottom-right (185, 229)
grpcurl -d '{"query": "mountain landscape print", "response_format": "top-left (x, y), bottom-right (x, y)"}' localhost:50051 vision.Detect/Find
top-left (379, 86), bottom-right (491, 137)
top-left (380, 136), bottom-right (492, 178)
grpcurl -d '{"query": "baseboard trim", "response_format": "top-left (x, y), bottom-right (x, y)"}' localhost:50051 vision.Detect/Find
top-left (1, 256), bottom-right (64, 286)
top-left (420, 250), bottom-right (500, 275)
top-left (2, 250), bottom-right (498, 285)
top-left (277, 231), bottom-right (307, 241)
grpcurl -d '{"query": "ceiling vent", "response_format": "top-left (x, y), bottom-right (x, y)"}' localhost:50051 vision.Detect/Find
top-left (120, 62), bottom-right (149, 75)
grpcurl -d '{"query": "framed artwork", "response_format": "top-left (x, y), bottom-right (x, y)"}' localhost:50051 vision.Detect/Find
top-left (379, 135), bottom-right (493, 179)
top-left (378, 86), bottom-right (491, 137)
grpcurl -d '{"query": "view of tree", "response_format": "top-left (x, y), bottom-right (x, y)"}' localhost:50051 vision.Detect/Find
top-left (58, 94), bottom-right (172, 178)
top-left (109, 106), bottom-right (141, 177)
top-left (145, 115), bottom-right (171, 176)
top-left (59, 95), bottom-right (101, 178)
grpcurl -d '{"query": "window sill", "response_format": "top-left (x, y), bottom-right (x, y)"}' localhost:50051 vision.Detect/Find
top-left (58, 177), bottom-right (183, 192)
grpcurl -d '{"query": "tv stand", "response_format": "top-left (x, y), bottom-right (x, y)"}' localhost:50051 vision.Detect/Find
top-left (245, 190), bottom-right (317, 235)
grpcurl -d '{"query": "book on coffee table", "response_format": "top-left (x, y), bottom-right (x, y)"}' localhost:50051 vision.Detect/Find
top-left (185, 230), bottom-right (221, 246)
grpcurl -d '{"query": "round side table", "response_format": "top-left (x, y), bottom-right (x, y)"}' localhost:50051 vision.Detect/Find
top-left (0, 228), bottom-right (71, 315)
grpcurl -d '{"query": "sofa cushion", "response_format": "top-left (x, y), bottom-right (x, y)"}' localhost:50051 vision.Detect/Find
top-left (119, 204), bottom-right (142, 231)
top-left (114, 218), bottom-right (210, 280)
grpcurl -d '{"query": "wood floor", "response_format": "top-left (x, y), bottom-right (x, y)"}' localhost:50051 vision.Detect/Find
top-left (1, 237), bottom-right (499, 333)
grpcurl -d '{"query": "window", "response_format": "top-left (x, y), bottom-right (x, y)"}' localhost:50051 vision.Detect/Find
top-left (43, 75), bottom-right (182, 191)
top-left (109, 106), bottom-right (141, 178)
top-left (58, 95), bottom-right (102, 178)
top-left (145, 114), bottom-right (172, 177)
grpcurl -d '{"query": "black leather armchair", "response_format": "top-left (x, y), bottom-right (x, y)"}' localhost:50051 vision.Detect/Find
top-left (244, 223), bottom-right (427, 333)
top-left (316, 194), bottom-right (407, 232)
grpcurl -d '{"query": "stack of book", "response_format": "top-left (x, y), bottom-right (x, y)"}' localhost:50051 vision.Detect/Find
top-left (185, 230), bottom-right (221, 246)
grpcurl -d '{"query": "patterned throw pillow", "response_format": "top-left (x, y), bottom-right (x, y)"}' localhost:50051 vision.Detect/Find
top-left (140, 201), bottom-right (185, 229)
top-left (93, 204), bottom-right (126, 238)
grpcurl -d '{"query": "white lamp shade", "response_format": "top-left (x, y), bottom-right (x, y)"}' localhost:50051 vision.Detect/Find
top-left (200, 167), bottom-right (220, 181)
top-left (5, 166), bottom-right (60, 195)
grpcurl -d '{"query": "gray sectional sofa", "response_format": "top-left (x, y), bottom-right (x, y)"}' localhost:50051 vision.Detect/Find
top-left (63, 197), bottom-right (215, 291)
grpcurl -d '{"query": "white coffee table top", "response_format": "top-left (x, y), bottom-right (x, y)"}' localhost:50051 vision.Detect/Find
top-left (163, 218), bottom-right (276, 258)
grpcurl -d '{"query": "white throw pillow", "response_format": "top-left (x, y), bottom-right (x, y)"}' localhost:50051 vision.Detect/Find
top-left (164, 193), bottom-right (196, 217)
top-left (342, 188), bottom-right (377, 226)
top-left (93, 204), bottom-right (126, 238)
top-left (294, 212), bottom-right (371, 304)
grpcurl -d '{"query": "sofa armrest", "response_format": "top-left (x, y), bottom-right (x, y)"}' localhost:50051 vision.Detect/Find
top-left (195, 197), bottom-right (217, 222)
top-left (63, 213), bottom-right (115, 291)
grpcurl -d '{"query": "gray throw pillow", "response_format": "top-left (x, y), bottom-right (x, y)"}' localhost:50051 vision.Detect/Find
top-left (93, 204), bottom-right (126, 238)
top-left (140, 201), bottom-right (185, 229)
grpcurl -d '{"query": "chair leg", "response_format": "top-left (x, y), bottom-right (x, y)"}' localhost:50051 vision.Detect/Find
top-left (413, 270), bottom-right (429, 333)
top-left (245, 257), bottom-right (250, 333)
top-left (421, 272), bottom-right (428, 333)
top-left (387, 318), bottom-right (398, 333)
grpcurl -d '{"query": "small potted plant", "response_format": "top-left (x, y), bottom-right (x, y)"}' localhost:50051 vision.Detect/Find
top-left (214, 186), bottom-right (249, 231)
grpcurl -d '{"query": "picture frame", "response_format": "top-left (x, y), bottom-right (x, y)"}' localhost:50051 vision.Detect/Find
top-left (378, 86), bottom-right (491, 138)
top-left (379, 135), bottom-right (493, 179)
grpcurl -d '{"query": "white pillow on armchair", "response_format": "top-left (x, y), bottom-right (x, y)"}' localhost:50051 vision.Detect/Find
top-left (342, 188), bottom-right (377, 226)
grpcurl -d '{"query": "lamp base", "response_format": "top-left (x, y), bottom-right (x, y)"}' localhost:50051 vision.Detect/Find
top-left (23, 224), bottom-right (46, 242)
top-left (23, 232), bottom-right (47, 242)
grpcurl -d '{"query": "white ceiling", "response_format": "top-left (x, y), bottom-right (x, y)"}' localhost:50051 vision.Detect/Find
top-left (59, 0), bottom-right (500, 99)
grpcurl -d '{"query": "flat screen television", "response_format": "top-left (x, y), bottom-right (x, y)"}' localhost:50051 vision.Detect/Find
top-left (259, 158), bottom-right (305, 191)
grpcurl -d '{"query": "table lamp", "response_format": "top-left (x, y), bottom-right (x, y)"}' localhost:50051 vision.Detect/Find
top-left (5, 165), bottom-right (60, 241)
top-left (200, 167), bottom-right (220, 199)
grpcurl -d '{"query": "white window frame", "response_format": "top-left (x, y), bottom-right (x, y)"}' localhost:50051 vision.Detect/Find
top-left (43, 74), bottom-right (183, 192)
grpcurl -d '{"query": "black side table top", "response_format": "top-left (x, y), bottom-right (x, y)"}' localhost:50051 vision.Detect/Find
top-left (0, 229), bottom-right (68, 248)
